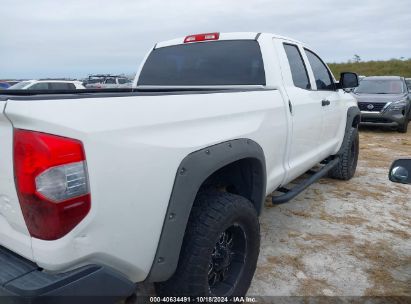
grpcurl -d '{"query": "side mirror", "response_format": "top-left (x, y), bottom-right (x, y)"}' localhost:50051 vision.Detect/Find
top-left (389, 159), bottom-right (411, 184)
top-left (339, 72), bottom-right (359, 89)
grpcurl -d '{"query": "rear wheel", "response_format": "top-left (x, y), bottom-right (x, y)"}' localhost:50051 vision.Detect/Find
top-left (155, 191), bottom-right (260, 298)
top-left (329, 127), bottom-right (359, 180)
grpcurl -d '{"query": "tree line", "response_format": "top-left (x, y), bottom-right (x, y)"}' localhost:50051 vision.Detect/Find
top-left (328, 58), bottom-right (411, 78)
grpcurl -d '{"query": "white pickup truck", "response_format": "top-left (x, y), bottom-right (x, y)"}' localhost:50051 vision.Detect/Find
top-left (0, 32), bottom-right (360, 302)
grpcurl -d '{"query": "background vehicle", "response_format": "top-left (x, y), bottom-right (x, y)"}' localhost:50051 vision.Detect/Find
top-left (353, 76), bottom-right (411, 133)
top-left (0, 32), bottom-right (359, 301)
top-left (8, 79), bottom-right (85, 90)
top-left (406, 78), bottom-right (411, 91)
top-left (0, 81), bottom-right (20, 90)
top-left (0, 82), bottom-right (10, 90)
top-left (5, 81), bottom-right (20, 86)
top-left (83, 74), bottom-right (132, 89)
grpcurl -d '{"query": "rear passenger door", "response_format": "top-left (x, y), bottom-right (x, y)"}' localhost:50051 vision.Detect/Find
top-left (303, 49), bottom-right (345, 159)
top-left (279, 41), bottom-right (324, 181)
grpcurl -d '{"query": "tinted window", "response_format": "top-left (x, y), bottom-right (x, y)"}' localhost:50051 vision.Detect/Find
top-left (355, 79), bottom-right (405, 94)
top-left (118, 78), bottom-right (130, 84)
top-left (27, 83), bottom-right (49, 90)
top-left (304, 49), bottom-right (334, 90)
top-left (283, 44), bottom-right (310, 89)
top-left (105, 78), bottom-right (116, 84)
top-left (49, 83), bottom-right (72, 90)
top-left (138, 40), bottom-right (266, 86)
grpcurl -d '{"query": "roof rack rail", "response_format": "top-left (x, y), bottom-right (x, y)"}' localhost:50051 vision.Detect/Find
top-left (87, 74), bottom-right (126, 79)
top-left (38, 78), bottom-right (79, 81)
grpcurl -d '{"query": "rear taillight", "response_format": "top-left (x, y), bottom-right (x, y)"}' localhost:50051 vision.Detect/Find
top-left (14, 129), bottom-right (90, 240)
top-left (184, 32), bottom-right (220, 43)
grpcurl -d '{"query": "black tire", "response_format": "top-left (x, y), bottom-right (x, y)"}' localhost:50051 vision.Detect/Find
top-left (398, 121), bottom-right (408, 133)
top-left (329, 127), bottom-right (359, 180)
top-left (155, 191), bottom-right (260, 298)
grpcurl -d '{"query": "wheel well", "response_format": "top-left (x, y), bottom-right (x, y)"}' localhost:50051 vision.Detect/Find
top-left (352, 114), bottom-right (360, 127)
top-left (147, 139), bottom-right (266, 282)
top-left (198, 158), bottom-right (265, 214)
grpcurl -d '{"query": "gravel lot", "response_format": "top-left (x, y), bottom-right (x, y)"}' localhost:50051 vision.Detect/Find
top-left (250, 125), bottom-right (411, 298)
top-left (135, 125), bottom-right (411, 301)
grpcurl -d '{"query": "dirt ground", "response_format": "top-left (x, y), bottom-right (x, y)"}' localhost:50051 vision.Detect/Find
top-left (250, 125), bottom-right (411, 298)
top-left (135, 125), bottom-right (411, 301)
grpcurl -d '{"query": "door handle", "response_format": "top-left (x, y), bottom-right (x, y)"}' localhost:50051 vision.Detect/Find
top-left (322, 99), bottom-right (330, 106)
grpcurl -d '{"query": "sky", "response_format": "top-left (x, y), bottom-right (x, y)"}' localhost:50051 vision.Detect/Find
top-left (1, 0), bottom-right (410, 79)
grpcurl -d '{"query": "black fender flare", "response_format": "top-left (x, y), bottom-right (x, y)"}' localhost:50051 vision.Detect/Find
top-left (337, 106), bottom-right (361, 155)
top-left (147, 138), bottom-right (266, 282)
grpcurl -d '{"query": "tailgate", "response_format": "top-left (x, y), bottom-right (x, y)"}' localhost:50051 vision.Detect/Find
top-left (0, 101), bottom-right (32, 260)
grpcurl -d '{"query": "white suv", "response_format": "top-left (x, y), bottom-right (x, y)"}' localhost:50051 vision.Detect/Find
top-left (84, 75), bottom-right (132, 89)
top-left (9, 80), bottom-right (85, 90)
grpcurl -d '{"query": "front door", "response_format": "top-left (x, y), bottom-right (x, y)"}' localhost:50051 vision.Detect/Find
top-left (303, 48), bottom-right (346, 160)
top-left (278, 41), bottom-right (324, 182)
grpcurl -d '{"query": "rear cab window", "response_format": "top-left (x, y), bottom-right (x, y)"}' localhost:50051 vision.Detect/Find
top-left (138, 40), bottom-right (266, 86)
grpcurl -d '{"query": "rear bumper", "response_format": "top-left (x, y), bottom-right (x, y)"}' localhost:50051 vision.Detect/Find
top-left (0, 246), bottom-right (135, 304)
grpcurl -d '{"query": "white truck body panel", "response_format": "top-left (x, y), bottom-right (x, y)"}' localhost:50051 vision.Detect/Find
top-left (0, 32), bottom-right (357, 283)
top-left (4, 89), bottom-right (288, 281)
top-left (0, 101), bottom-right (33, 260)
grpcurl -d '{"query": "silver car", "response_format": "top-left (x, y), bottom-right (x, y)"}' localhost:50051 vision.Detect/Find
top-left (84, 75), bottom-right (132, 89)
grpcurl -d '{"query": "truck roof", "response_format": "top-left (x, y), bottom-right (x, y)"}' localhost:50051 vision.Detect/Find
top-left (155, 32), bottom-right (303, 49)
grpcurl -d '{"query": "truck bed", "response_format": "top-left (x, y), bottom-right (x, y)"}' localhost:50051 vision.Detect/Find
top-left (0, 88), bottom-right (286, 282)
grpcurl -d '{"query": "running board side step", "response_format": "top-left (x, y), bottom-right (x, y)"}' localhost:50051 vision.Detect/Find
top-left (271, 157), bottom-right (340, 205)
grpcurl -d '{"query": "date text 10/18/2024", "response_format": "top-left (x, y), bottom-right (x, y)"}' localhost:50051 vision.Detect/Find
top-left (149, 297), bottom-right (258, 302)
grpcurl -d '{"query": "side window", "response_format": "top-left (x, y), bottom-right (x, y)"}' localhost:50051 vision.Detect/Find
top-left (27, 82), bottom-right (49, 90)
top-left (50, 83), bottom-right (71, 90)
top-left (283, 44), bottom-right (310, 90)
top-left (304, 49), bottom-right (334, 91)
top-left (67, 83), bottom-right (76, 90)
top-left (118, 78), bottom-right (129, 84)
top-left (105, 78), bottom-right (116, 84)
